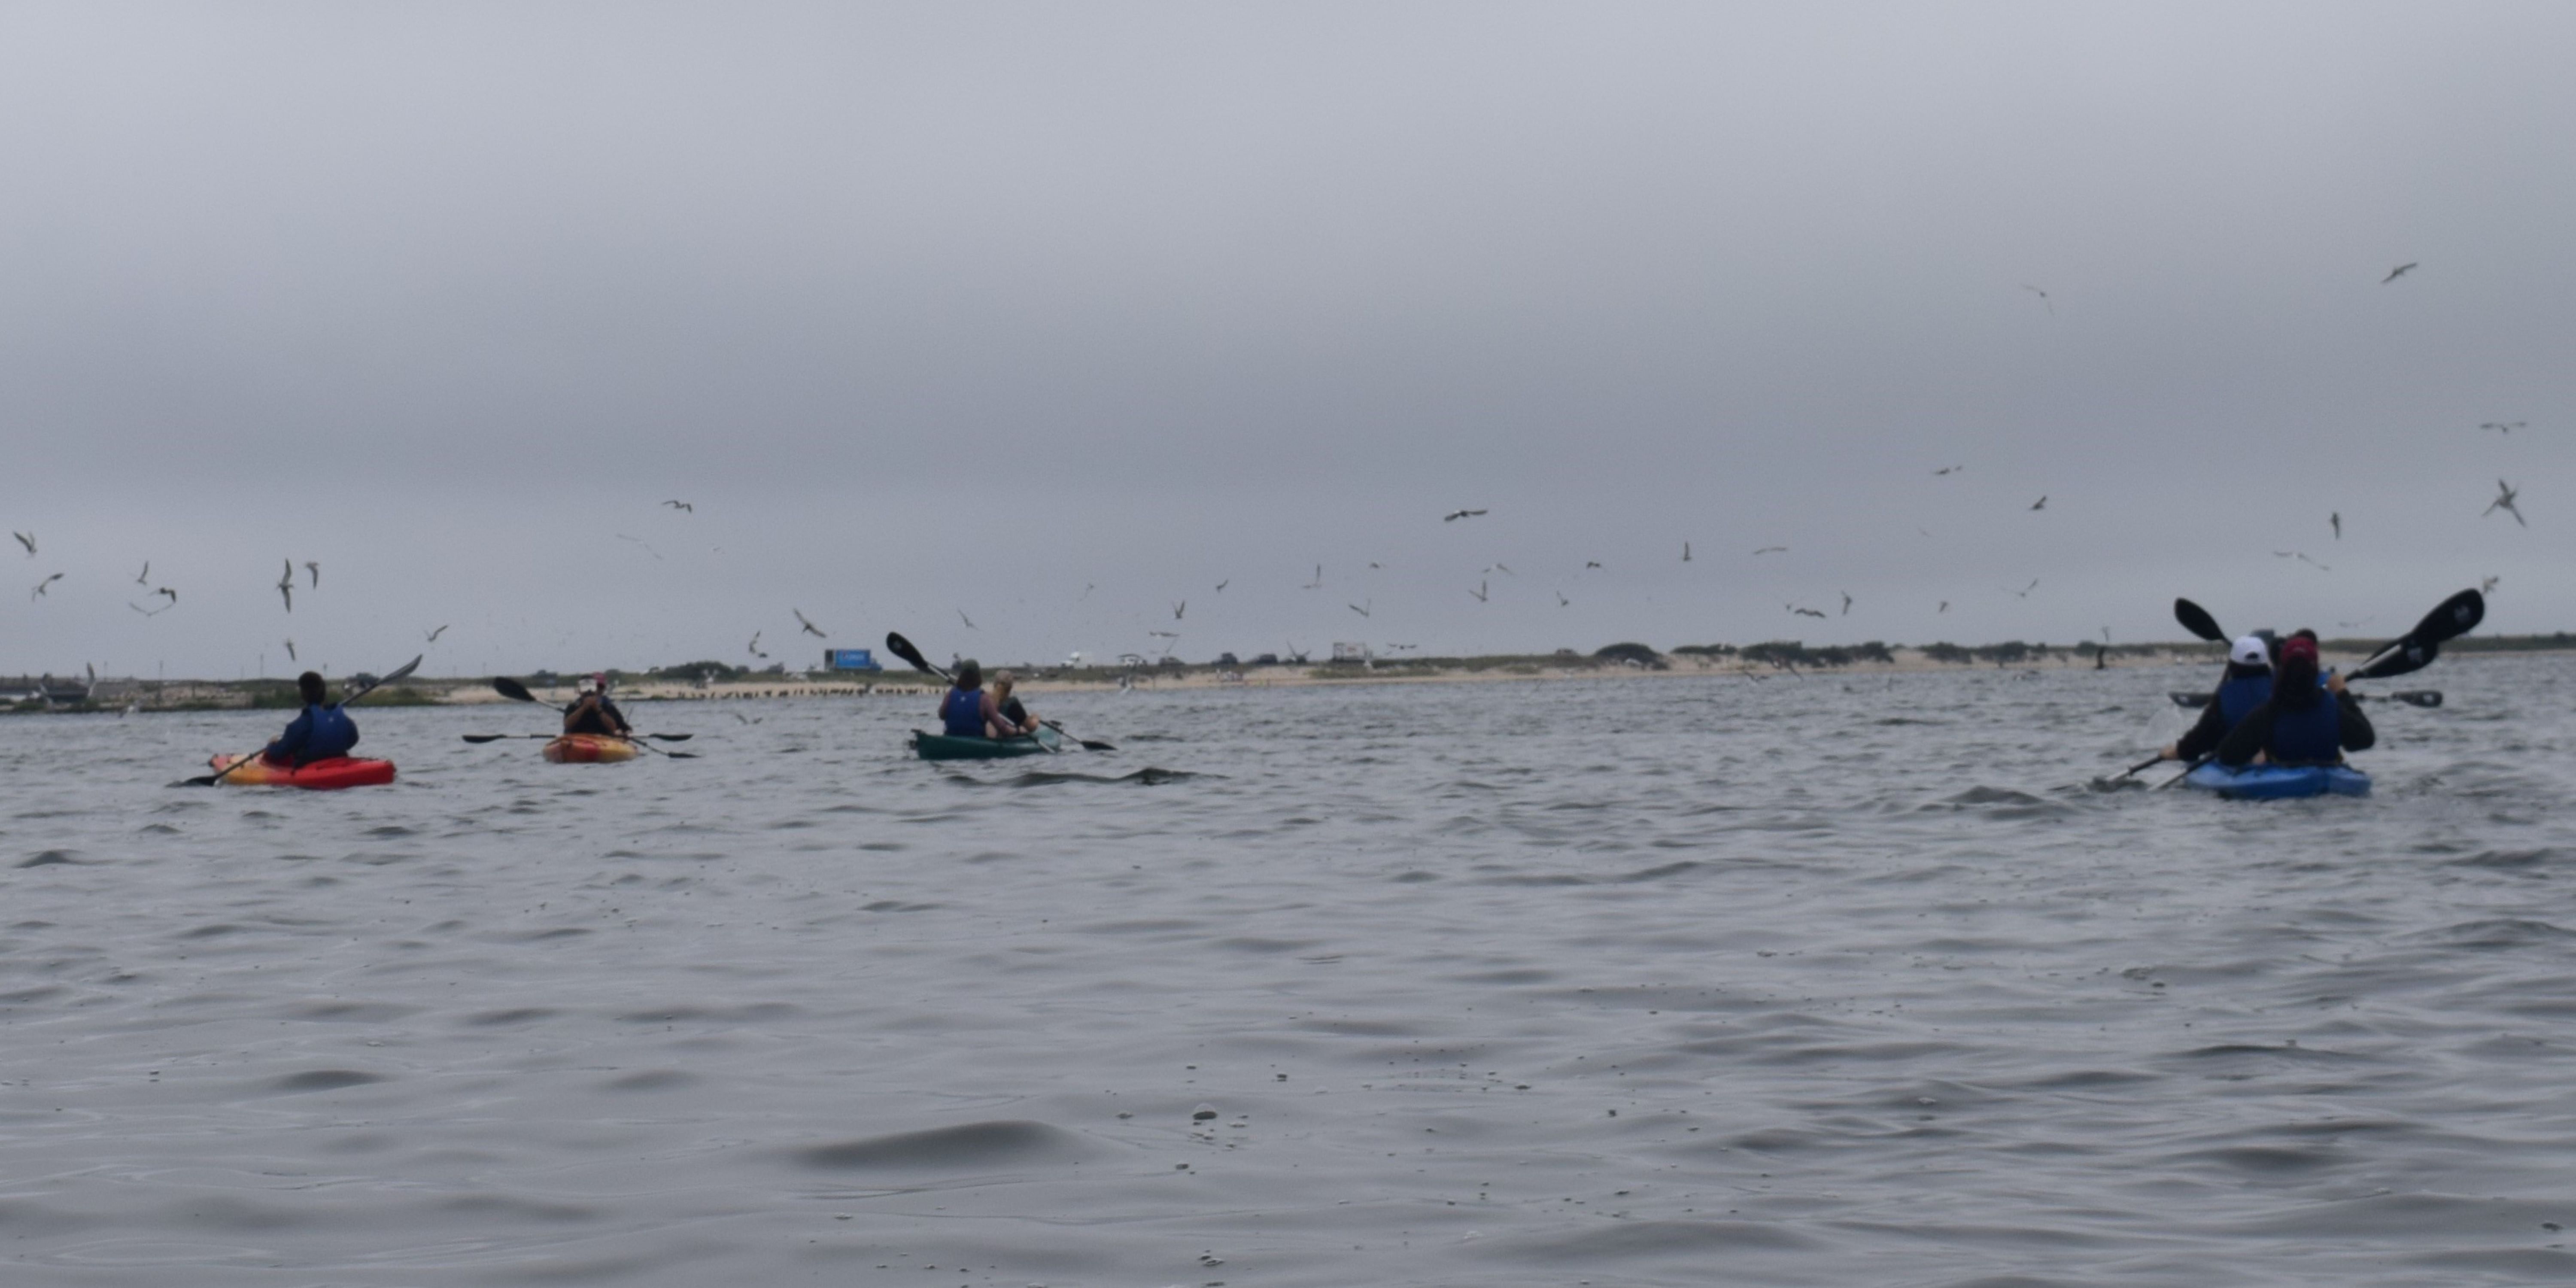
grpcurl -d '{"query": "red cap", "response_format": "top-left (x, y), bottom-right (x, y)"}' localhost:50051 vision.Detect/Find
top-left (2280, 636), bottom-right (2319, 666)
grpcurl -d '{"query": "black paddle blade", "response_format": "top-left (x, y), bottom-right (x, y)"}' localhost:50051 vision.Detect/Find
top-left (461, 734), bottom-right (512, 743)
top-left (648, 733), bottom-right (692, 741)
top-left (2413, 589), bottom-right (2485, 645)
top-left (883, 632), bottom-right (944, 677)
top-left (492, 676), bottom-right (537, 703)
top-left (2174, 598), bottom-right (2227, 643)
top-left (2353, 638), bottom-right (2436, 681)
top-left (2169, 691), bottom-right (2212, 708)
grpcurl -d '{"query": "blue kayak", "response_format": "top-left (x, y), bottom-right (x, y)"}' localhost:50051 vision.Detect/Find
top-left (2181, 762), bottom-right (2371, 800)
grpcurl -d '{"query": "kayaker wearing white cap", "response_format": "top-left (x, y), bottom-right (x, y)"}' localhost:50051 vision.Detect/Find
top-left (2158, 634), bottom-right (2276, 763)
top-left (563, 673), bottom-right (633, 738)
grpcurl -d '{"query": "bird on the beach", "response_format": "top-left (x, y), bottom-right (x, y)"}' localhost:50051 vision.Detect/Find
top-left (276, 561), bottom-right (294, 612)
top-left (662, 499), bottom-right (693, 512)
top-left (746, 631), bottom-right (766, 659)
top-left (134, 561), bottom-right (149, 585)
top-left (1788, 604), bottom-right (1826, 619)
top-left (28, 572), bottom-right (61, 600)
top-left (1303, 565), bottom-right (1323, 590)
top-left (2382, 262), bottom-right (2418, 284)
top-left (2481, 421), bottom-right (2525, 434)
top-left (1347, 600), bottom-right (1370, 618)
top-left (957, 610), bottom-right (977, 630)
top-left (1468, 580), bottom-right (1488, 603)
top-left (1751, 545), bottom-right (1787, 556)
top-left (2005, 579), bottom-right (2038, 598)
top-left (614, 533), bottom-right (662, 560)
top-left (425, 624), bottom-right (449, 642)
top-left (793, 608), bottom-right (827, 637)
top-left (1173, 600), bottom-right (1185, 620)
top-left (2485, 479), bottom-right (2527, 527)
top-left (1840, 591), bottom-right (1853, 616)
top-left (11, 532), bottom-right (31, 556)
top-left (2330, 512), bottom-right (2341, 540)
top-left (1443, 509), bottom-right (1487, 522)
top-left (304, 561), bottom-right (319, 589)
top-left (283, 639), bottom-right (297, 662)
top-left (1681, 542), bottom-right (1691, 562)
top-left (2029, 496), bottom-right (2047, 511)
top-left (2020, 284), bottom-right (2053, 316)
top-left (1556, 592), bottom-right (1570, 607)
top-left (1934, 465), bottom-right (1964, 476)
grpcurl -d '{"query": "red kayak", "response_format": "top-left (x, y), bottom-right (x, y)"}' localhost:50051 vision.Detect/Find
top-left (207, 753), bottom-right (397, 790)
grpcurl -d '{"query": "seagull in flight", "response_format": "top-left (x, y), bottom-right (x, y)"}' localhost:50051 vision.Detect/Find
top-left (1584, 561), bottom-right (1602, 570)
top-left (662, 499), bottom-right (693, 512)
top-left (957, 610), bottom-right (977, 630)
top-left (283, 639), bottom-right (297, 662)
top-left (1751, 545), bottom-right (1787, 556)
top-left (1788, 604), bottom-right (1826, 619)
top-left (1443, 509), bottom-right (1488, 522)
top-left (1173, 600), bottom-right (1186, 620)
top-left (746, 631), bottom-right (765, 658)
top-left (2273, 551), bottom-right (2331, 571)
top-left (1488, 562), bottom-right (1515, 576)
top-left (2029, 496), bottom-right (2047, 511)
top-left (1468, 580), bottom-right (1488, 603)
top-left (1681, 541), bottom-right (1691, 562)
top-left (155, 586), bottom-right (176, 604)
top-left (11, 532), bottom-right (30, 556)
top-left (1303, 565), bottom-right (1323, 590)
top-left (1556, 592), bottom-right (1570, 607)
top-left (1347, 600), bottom-right (1371, 618)
top-left (1933, 465), bottom-right (1964, 476)
top-left (2481, 421), bottom-right (2525, 434)
top-left (2381, 262), bottom-right (2418, 284)
top-left (1938, 600), bottom-right (1950, 613)
top-left (2005, 579), bottom-right (2038, 598)
top-left (2330, 511), bottom-right (2341, 540)
top-left (304, 560), bottom-right (320, 589)
top-left (2020, 284), bottom-right (2053, 316)
top-left (134, 561), bottom-right (149, 585)
top-left (128, 599), bottom-right (171, 617)
top-left (1215, 580), bottom-right (1228, 593)
top-left (614, 533), bottom-right (663, 561)
top-left (425, 624), bottom-right (450, 642)
top-left (2480, 576), bottom-right (2501, 595)
top-left (1840, 590), bottom-right (1853, 616)
top-left (793, 608), bottom-right (828, 637)
top-left (277, 560), bottom-right (295, 612)
top-left (29, 572), bottom-right (62, 600)
top-left (2485, 479), bottom-right (2527, 527)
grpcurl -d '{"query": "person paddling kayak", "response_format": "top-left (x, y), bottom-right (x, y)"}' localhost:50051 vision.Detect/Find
top-left (938, 659), bottom-right (1029, 739)
top-left (991, 669), bottom-right (1039, 737)
top-left (564, 673), bottom-right (633, 738)
top-left (261, 671), bottom-right (360, 767)
top-left (2159, 635), bottom-right (2275, 763)
top-left (2217, 634), bottom-right (2374, 767)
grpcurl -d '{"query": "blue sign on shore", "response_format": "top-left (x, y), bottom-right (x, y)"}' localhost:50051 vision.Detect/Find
top-left (825, 648), bottom-right (883, 671)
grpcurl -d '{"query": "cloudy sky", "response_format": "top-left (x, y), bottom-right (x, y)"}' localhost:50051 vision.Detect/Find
top-left (3, 3), bottom-right (2567, 678)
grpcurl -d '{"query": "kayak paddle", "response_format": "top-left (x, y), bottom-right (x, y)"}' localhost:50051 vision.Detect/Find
top-left (886, 631), bottom-right (1113, 752)
top-left (2173, 598), bottom-right (2227, 644)
top-left (183, 654), bottom-right (423, 786)
top-left (462, 731), bottom-right (692, 743)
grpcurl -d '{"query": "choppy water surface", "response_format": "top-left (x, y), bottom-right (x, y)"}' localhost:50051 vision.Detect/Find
top-left (5, 657), bottom-right (2576, 1286)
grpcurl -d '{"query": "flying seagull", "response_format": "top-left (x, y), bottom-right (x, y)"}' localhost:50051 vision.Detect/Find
top-left (2481, 575), bottom-right (2501, 595)
top-left (1215, 580), bottom-right (1228, 592)
top-left (1347, 600), bottom-right (1370, 618)
top-left (1443, 509), bottom-right (1488, 522)
top-left (1173, 600), bottom-right (1186, 620)
top-left (1584, 561), bottom-right (1602, 570)
top-left (1468, 580), bottom-right (1488, 603)
top-left (957, 610), bottom-right (977, 630)
top-left (1489, 562), bottom-right (1515, 576)
top-left (2330, 512), bottom-right (2341, 540)
top-left (2480, 421), bottom-right (2525, 434)
top-left (793, 608), bottom-right (827, 637)
top-left (30, 572), bottom-right (62, 600)
top-left (1934, 465), bottom-right (1964, 476)
top-left (1840, 590), bottom-right (1853, 616)
top-left (614, 533), bottom-right (662, 560)
top-left (1788, 604), bottom-right (1826, 619)
top-left (155, 586), bottom-right (176, 604)
top-left (1303, 565), bottom-right (1323, 590)
top-left (425, 624), bottom-right (450, 641)
top-left (2273, 551), bottom-right (2331, 571)
top-left (663, 499), bottom-right (693, 512)
top-left (2485, 479), bottom-right (2526, 527)
top-left (2020, 284), bottom-right (2053, 316)
top-left (11, 532), bottom-right (31, 556)
top-left (2029, 495), bottom-right (2047, 511)
top-left (1681, 541), bottom-right (1691, 562)
top-left (135, 561), bottom-right (149, 585)
top-left (277, 560), bottom-right (294, 612)
top-left (1556, 592), bottom-right (1570, 607)
top-left (1938, 600), bottom-right (1950, 613)
top-left (283, 639), bottom-right (297, 662)
top-left (746, 631), bottom-right (766, 658)
top-left (304, 560), bottom-right (320, 589)
top-left (128, 600), bottom-right (170, 617)
top-left (1751, 545), bottom-right (1787, 556)
top-left (2381, 262), bottom-right (2418, 284)
top-left (2005, 579), bottom-right (2038, 598)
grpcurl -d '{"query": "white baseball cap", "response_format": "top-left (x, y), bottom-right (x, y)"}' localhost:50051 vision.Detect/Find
top-left (2229, 635), bottom-right (2271, 667)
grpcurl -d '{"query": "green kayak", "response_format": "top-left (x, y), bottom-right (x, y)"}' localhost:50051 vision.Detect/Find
top-left (911, 726), bottom-right (1062, 761)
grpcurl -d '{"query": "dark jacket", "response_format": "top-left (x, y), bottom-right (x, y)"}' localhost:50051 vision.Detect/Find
top-left (2216, 691), bottom-right (2375, 767)
top-left (565, 694), bottom-right (629, 737)
top-left (2175, 665), bottom-right (2275, 760)
top-left (267, 703), bottom-right (358, 766)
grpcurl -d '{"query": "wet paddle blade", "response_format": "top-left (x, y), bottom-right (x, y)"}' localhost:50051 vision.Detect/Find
top-left (492, 676), bottom-right (538, 703)
top-left (2174, 598), bottom-right (2227, 643)
top-left (884, 632), bottom-right (946, 677)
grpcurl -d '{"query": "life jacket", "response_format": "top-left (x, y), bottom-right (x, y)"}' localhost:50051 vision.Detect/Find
top-left (303, 704), bottom-right (358, 762)
top-left (940, 688), bottom-right (986, 737)
top-left (2268, 695), bottom-right (2342, 765)
top-left (566, 696), bottom-right (622, 736)
top-left (2216, 672), bottom-right (2272, 726)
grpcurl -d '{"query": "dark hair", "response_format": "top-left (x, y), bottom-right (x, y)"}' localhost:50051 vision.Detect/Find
top-left (2273, 653), bottom-right (2321, 710)
top-left (953, 659), bottom-right (982, 690)
top-left (297, 671), bottom-right (327, 705)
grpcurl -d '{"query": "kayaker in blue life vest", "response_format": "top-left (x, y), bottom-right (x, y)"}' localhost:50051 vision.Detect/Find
top-left (2217, 634), bottom-right (2374, 767)
top-left (261, 671), bottom-right (359, 767)
top-left (939, 659), bottom-right (1033, 739)
top-left (564, 673), bottom-right (633, 738)
top-left (2160, 634), bottom-right (2275, 762)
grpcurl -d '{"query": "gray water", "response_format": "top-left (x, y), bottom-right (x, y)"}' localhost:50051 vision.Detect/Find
top-left (5, 658), bottom-right (2574, 1287)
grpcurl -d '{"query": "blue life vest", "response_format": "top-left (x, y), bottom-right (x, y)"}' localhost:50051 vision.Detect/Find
top-left (2268, 696), bottom-right (2341, 765)
top-left (940, 688), bottom-right (986, 737)
top-left (2217, 672), bottom-right (2272, 726)
top-left (304, 704), bottom-right (359, 761)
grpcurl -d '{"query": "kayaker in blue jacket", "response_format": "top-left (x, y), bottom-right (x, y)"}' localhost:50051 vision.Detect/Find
top-left (262, 671), bottom-right (359, 767)
top-left (563, 673), bottom-right (633, 737)
top-left (2217, 634), bottom-right (2374, 766)
top-left (2160, 635), bottom-right (2275, 762)
top-left (938, 659), bottom-right (1031, 739)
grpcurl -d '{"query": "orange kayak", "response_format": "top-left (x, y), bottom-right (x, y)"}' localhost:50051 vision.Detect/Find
top-left (543, 734), bottom-right (640, 763)
top-left (208, 753), bottom-right (397, 790)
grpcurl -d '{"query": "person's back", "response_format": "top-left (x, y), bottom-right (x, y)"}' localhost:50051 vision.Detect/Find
top-left (940, 660), bottom-right (991, 737)
top-left (265, 671), bottom-right (359, 766)
top-left (2164, 636), bottom-right (2273, 763)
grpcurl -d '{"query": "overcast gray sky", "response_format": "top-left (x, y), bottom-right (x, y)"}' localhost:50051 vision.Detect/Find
top-left (3, 3), bottom-right (2567, 678)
